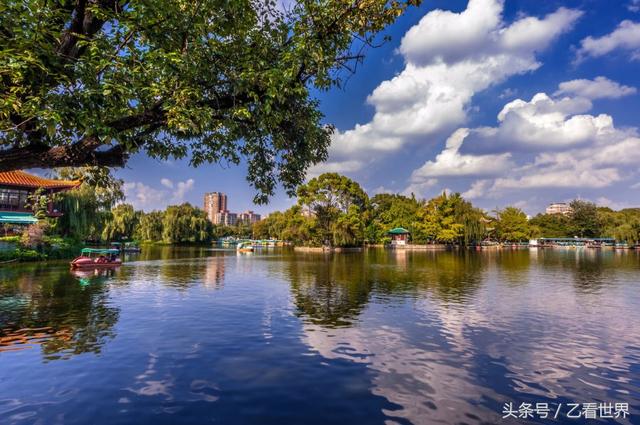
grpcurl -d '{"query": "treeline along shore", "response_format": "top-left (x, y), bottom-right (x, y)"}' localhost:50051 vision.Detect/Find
top-left (4, 169), bottom-right (640, 263)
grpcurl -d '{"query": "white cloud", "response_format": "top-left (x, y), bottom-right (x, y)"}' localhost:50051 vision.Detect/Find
top-left (596, 197), bottom-right (638, 210)
top-left (484, 134), bottom-right (640, 194)
top-left (160, 178), bottom-right (174, 189)
top-left (306, 160), bottom-right (365, 178)
top-left (555, 76), bottom-right (636, 99)
top-left (401, 179), bottom-right (438, 198)
top-left (491, 167), bottom-right (621, 191)
top-left (464, 93), bottom-right (614, 153)
top-left (410, 129), bottom-right (513, 179)
top-left (123, 182), bottom-right (165, 210)
top-left (462, 180), bottom-right (491, 200)
top-left (630, 0), bottom-right (640, 13)
top-left (430, 86), bottom-right (640, 200)
top-left (173, 179), bottom-right (195, 202)
top-left (124, 178), bottom-right (196, 211)
top-left (328, 0), bottom-right (582, 162)
top-left (577, 20), bottom-right (640, 61)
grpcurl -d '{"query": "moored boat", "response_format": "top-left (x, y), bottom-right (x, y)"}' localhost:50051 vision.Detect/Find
top-left (110, 242), bottom-right (142, 253)
top-left (236, 242), bottom-right (254, 253)
top-left (70, 248), bottom-right (122, 269)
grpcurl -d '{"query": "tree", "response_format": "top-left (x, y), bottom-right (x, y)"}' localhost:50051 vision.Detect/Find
top-left (52, 167), bottom-right (124, 240)
top-left (529, 213), bottom-right (571, 238)
top-left (495, 207), bottom-right (530, 242)
top-left (297, 173), bottom-right (369, 246)
top-left (569, 200), bottom-right (600, 237)
top-left (413, 192), bottom-right (485, 244)
top-left (368, 193), bottom-right (421, 242)
top-left (136, 211), bottom-right (164, 242)
top-left (102, 203), bottom-right (139, 241)
top-left (162, 203), bottom-right (211, 243)
top-left (1, 0), bottom-right (418, 202)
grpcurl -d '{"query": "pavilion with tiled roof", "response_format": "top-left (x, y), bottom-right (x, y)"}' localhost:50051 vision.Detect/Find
top-left (0, 171), bottom-right (80, 224)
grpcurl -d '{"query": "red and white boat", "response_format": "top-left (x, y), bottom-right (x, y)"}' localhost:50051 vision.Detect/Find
top-left (70, 248), bottom-right (122, 269)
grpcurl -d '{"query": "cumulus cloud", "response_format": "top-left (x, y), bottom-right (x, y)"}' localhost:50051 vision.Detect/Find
top-left (173, 179), bottom-right (195, 202)
top-left (324, 0), bottom-right (582, 169)
top-left (577, 20), bottom-right (640, 61)
top-left (555, 76), bottom-right (637, 99)
top-left (483, 132), bottom-right (640, 195)
top-left (410, 129), bottom-right (513, 179)
top-left (124, 178), bottom-right (196, 210)
top-left (462, 180), bottom-right (491, 200)
top-left (414, 81), bottom-right (640, 200)
top-left (123, 182), bottom-right (166, 210)
top-left (464, 93), bottom-right (614, 153)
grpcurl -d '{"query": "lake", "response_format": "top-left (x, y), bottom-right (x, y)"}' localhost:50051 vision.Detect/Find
top-left (1, 247), bottom-right (639, 425)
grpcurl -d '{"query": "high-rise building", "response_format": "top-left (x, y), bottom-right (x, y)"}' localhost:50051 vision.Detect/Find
top-left (204, 192), bottom-right (227, 223)
top-left (215, 211), bottom-right (237, 226)
top-left (238, 210), bottom-right (261, 224)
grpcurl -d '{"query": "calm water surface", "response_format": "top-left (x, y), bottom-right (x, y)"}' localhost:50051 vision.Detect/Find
top-left (1, 247), bottom-right (639, 425)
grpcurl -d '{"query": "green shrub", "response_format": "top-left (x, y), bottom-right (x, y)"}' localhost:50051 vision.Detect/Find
top-left (0, 248), bottom-right (46, 262)
top-left (0, 236), bottom-right (21, 243)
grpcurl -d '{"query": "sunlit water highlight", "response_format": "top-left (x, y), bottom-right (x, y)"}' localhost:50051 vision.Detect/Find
top-left (1, 247), bottom-right (639, 424)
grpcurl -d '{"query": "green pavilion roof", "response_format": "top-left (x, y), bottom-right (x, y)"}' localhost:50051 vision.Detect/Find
top-left (0, 212), bottom-right (38, 224)
top-left (387, 227), bottom-right (410, 235)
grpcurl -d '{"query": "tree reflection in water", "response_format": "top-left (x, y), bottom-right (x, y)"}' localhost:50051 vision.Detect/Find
top-left (0, 264), bottom-right (119, 361)
top-left (280, 249), bottom-right (485, 327)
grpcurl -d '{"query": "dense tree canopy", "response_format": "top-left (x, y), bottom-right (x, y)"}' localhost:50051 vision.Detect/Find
top-left (413, 192), bottom-right (487, 245)
top-left (0, 0), bottom-right (418, 202)
top-left (495, 207), bottom-right (530, 242)
top-left (569, 200), bottom-right (599, 237)
top-left (162, 203), bottom-right (212, 243)
top-left (529, 213), bottom-right (571, 238)
top-left (102, 203), bottom-right (139, 241)
top-left (297, 173), bottom-right (369, 245)
top-left (367, 193), bottom-right (421, 242)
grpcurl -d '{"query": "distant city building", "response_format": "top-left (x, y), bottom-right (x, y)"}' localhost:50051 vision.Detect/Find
top-left (215, 211), bottom-right (237, 226)
top-left (204, 192), bottom-right (261, 226)
top-left (204, 192), bottom-right (227, 223)
top-left (238, 210), bottom-right (261, 224)
top-left (301, 206), bottom-right (315, 218)
top-left (546, 203), bottom-right (573, 216)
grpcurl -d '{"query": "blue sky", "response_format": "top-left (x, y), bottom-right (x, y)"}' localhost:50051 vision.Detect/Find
top-left (118, 0), bottom-right (640, 216)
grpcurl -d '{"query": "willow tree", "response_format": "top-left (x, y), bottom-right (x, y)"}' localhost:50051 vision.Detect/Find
top-left (162, 203), bottom-right (211, 243)
top-left (102, 203), bottom-right (140, 241)
top-left (0, 0), bottom-right (419, 202)
top-left (414, 192), bottom-right (486, 245)
top-left (53, 167), bottom-right (124, 240)
top-left (136, 210), bottom-right (164, 242)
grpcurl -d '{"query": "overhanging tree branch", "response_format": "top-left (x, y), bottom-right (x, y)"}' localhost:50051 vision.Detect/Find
top-left (0, 137), bottom-right (127, 171)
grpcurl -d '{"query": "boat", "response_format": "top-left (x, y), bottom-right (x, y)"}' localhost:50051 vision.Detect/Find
top-left (110, 242), bottom-right (141, 253)
top-left (70, 248), bottom-right (122, 269)
top-left (236, 242), bottom-right (254, 253)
